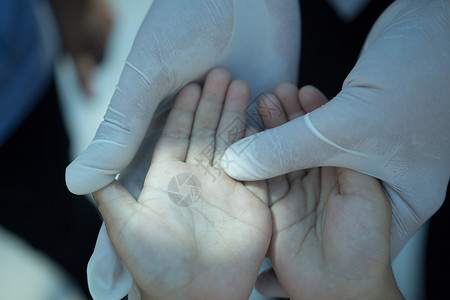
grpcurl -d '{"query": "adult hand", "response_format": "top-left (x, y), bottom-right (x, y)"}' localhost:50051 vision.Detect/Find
top-left (50, 0), bottom-right (112, 94)
top-left (92, 69), bottom-right (271, 299)
top-left (252, 83), bottom-right (404, 299)
top-left (222, 0), bottom-right (450, 257)
top-left (66, 0), bottom-right (300, 194)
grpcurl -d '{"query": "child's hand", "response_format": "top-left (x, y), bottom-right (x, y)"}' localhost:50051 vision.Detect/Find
top-left (255, 83), bottom-right (404, 300)
top-left (93, 69), bottom-right (271, 299)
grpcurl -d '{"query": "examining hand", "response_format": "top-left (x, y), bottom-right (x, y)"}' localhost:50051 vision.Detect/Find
top-left (66, 0), bottom-right (300, 194)
top-left (253, 83), bottom-right (404, 300)
top-left (222, 0), bottom-right (450, 257)
top-left (92, 69), bottom-right (271, 299)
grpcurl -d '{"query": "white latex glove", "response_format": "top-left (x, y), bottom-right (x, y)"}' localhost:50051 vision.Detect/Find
top-left (223, 0), bottom-right (450, 259)
top-left (67, 1), bottom-right (300, 299)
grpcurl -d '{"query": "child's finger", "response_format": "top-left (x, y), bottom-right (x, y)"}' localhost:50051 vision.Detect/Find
top-left (213, 79), bottom-right (250, 167)
top-left (243, 127), bottom-right (268, 204)
top-left (258, 93), bottom-right (290, 205)
top-left (152, 83), bottom-right (201, 162)
top-left (185, 68), bottom-right (231, 165)
top-left (92, 180), bottom-right (137, 239)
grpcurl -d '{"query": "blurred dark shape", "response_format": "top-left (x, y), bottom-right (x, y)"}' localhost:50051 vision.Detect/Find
top-left (0, 0), bottom-right (111, 296)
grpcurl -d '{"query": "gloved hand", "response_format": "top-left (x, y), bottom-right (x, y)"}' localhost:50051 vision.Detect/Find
top-left (222, 0), bottom-right (450, 258)
top-left (66, 0), bottom-right (300, 195)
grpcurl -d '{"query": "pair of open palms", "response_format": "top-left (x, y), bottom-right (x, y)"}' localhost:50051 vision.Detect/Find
top-left (93, 69), bottom-right (401, 300)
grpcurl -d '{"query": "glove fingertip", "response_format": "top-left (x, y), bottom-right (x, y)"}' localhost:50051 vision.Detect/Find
top-left (222, 146), bottom-right (270, 181)
top-left (66, 160), bottom-right (116, 195)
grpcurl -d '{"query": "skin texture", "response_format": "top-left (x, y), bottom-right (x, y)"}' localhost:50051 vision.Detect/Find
top-left (252, 83), bottom-right (404, 300)
top-left (93, 69), bottom-right (271, 300)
